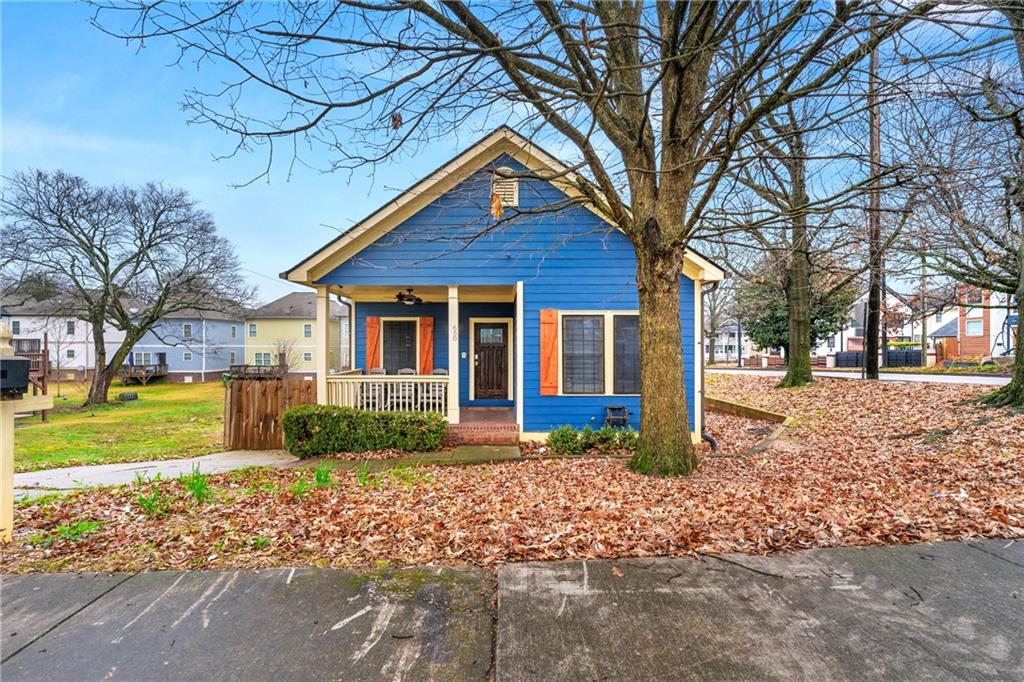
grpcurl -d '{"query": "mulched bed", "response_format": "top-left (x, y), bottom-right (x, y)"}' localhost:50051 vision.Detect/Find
top-left (4, 377), bottom-right (1022, 573)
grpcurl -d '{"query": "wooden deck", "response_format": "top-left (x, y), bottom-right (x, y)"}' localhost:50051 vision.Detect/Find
top-left (118, 363), bottom-right (169, 385)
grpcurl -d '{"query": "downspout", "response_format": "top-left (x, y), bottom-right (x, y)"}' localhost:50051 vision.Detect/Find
top-left (201, 319), bottom-right (207, 379)
top-left (700, 280), bottom-right (719, 452)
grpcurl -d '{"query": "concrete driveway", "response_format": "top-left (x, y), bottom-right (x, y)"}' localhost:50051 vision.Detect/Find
top-left (3, 540), bottom-right (1021, 680)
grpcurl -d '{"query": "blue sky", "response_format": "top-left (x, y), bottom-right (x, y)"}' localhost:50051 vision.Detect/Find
top-left (1, 1), bottom-right (470, 304)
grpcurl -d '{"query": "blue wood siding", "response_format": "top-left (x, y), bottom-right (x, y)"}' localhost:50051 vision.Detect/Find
top-left (327, 154), bottom-right (699, 432)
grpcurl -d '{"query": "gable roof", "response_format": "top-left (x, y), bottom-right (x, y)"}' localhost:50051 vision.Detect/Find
top-left (929, 317), bottom-right (958, 338)
top-left (282, 126), bottom-right (725, 285)
top-left (248, 292), bottom-right (344, 320)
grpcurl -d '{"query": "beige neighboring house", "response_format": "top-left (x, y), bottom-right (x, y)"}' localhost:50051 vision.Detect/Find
top-left (244, 292), bottom-right (349, 376)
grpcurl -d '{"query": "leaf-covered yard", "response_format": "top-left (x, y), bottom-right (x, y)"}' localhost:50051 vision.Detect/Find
top-left (4, 376), bottom-right (1022, 573)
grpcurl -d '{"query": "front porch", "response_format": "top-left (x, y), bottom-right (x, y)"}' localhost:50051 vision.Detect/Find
top-left (314, 283), bottom-right (524, 430)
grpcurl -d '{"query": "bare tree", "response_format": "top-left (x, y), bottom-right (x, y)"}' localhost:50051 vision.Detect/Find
top-left (272, 338), bottom-right (299, 374)
top-left (92, 0), bottom-right (942, 474)
top-left (1, 170), bottom-right (251, 405)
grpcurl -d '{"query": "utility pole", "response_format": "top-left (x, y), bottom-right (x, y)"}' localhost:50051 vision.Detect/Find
top-left (865, 22), bottom-right (882, 380)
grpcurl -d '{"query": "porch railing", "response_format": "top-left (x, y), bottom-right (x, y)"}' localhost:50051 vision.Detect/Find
top-left (325, 374), bottom-right (449, 417)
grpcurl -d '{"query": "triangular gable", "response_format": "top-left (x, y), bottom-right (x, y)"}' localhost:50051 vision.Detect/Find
top-left (282, 126), bottom-right (725, 284)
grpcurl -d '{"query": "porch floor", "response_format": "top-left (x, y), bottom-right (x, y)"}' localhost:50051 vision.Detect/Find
top-left (460, 407), bottom-right (515, 425)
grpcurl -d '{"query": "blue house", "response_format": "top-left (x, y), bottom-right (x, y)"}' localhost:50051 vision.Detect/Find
top-left (283, 128), bottom-right (724, 441)
top-left (125, 309), bottom-right (246, 383)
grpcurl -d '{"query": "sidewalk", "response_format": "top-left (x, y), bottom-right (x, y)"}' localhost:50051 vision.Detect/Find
top-left (709, 367), bottom-right (1011, 386)
top-left (13, 450), bottom-right (300, 499)
top-left (3, 540), bottom-right (1021, 680)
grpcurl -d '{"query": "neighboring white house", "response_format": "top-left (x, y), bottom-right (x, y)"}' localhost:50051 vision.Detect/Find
top-left (704, 322), bottom-right (759, 363)
top-left (0, 298), bottom-right (126, 378)
top-left (811, 286), bottom-right (959, 357)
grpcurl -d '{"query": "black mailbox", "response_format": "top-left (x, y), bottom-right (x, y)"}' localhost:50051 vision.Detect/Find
top-left (1, 356), bottom-right (31, 398)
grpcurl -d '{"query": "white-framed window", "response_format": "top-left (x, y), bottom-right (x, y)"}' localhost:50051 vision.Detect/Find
top-left (303, 323), bottom-right (312, 338)
top-left (182, 323), bottom-right (193, 340)
top-left (11, 321), bottom-right (19, 335)
top-left (254, 352), bottom-right (273, 366)
top-left (248, 323), bottom-right (257, 338)
top-left (66, 320), bottom-right (75, 335)
top-left (560, 312), bottom-right (640, 395)
top-left (66, 348), bottom-right (75, 359)
top-left (934, 309), bottom-right (943, 323)
top-left (229, 351), bottom-right (237, 364)
top-left (183, 351), bottom-right (193, 362)
top-left (231, 325), bottom-right (238, 339)
top-left (966, 319), bottom-right (984, 337)
top-left (136, 352), bottom-right (152, 365)
top-left (303, 352), bottom-right (313, 362)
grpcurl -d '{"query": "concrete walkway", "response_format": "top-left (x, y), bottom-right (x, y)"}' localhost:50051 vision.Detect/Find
top-left (13, 450), bottom-right (299, 499)
top-left (2, 540), bottom-right (1021, 680)
top-left (709, 367), bottom-right (1011, 386)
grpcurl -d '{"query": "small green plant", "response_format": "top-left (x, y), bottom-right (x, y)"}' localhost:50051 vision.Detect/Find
top-left (385, 464), bottom-right (432, 487)
top-left (593, 425), bottom-right (619, 451)
top-left (28, 520), bottom-right (103, 547)
top-left (546, 424), bottom-right (638, 455)
top-left (180, 464), bottom-right (211, 503)
top-left (137, 490), bottom-right (169, 517)
top-left (355, 461), bottom-right (379, 489)
top-left (616, 428), bottom-right (638, 451)
top-left (248, 536), bottom-right (271, 549)
top-left (289, 479), bottom-right (313, 499)
top-left (134, 471), bottom-right (149, 486)
top-left (546, 425), bottom-right (583, 455)
top-left (314, 461), bottom-right (334, 487)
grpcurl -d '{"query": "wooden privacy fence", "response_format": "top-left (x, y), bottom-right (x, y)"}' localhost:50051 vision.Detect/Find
top-left (223, 379), bottom-right (317, 450)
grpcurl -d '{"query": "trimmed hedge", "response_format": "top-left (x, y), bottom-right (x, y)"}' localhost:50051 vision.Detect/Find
top-left (282, 405), bottom-right (447, 459)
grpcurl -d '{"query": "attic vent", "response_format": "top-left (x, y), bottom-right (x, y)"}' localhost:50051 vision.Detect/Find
top-left (492, 167), bottom-right (519, 208)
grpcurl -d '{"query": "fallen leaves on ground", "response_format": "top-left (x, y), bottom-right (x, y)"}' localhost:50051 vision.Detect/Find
top-left (4, 377), bottom-right (1021, 573)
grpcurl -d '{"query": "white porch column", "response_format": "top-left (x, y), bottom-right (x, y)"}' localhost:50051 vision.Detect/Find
top-left (515, 281), bottom-right (525, 430)
top-left (447, 285), bottom-right (460, 424)
top-left (315, 286), bottom-right (331, 404)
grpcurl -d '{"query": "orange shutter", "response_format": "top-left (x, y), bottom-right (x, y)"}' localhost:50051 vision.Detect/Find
top-left (418, 317), bottom-right (434, 374)
top-left (365, 316), bottom-right (381, 371)
top-left (539, 309), bottom-right (559, 395)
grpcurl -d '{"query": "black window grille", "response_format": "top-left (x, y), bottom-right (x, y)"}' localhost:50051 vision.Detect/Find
top-left (383, 320), bottom-right (417, 374)
top-left (613, 315), bottom-right (640, 394)
top-left (562, 315), bottom-right (604, 393)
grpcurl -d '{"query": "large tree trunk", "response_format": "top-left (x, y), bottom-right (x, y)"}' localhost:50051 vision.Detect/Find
top-left (780, 248), bottom-right (813, 387)
top-left (630, 248), bottom-right (697, 476)
top-left (780, 158), bottom-right (813, 388)
top-left (84, 323), bottom-right (137, 406)
top-left (85, 320), bottom-right (110, 405)
top-left (980, 251), bottom-right (1024, 408)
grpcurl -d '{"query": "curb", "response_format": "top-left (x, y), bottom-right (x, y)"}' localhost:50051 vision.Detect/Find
top-left (706, 396), bottom-right (797, 458)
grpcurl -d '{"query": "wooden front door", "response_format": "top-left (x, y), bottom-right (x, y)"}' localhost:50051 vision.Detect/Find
top-left (474, 322), bottom-right (509, 399)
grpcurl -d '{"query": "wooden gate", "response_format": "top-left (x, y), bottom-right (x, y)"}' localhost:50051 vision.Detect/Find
top-left (223, 379), bottom-right (317, 450)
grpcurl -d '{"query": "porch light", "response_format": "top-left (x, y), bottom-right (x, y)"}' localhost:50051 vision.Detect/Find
top-left (396, 288), bottom-right (423, 306)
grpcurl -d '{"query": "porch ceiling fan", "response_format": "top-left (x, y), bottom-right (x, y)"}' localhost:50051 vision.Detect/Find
top-left (395, 288), bottom-right (423, 306)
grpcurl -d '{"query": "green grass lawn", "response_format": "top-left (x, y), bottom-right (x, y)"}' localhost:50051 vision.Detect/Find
top-left (14, 381), bottom-right (224, 473)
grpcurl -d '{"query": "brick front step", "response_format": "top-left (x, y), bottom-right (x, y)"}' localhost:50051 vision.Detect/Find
top-left (446, 423), bottom-right (519, 445)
